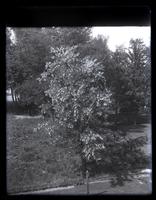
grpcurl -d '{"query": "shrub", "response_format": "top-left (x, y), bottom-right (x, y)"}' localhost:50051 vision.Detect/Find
top-left (86, 131), bottom-right (149, 185)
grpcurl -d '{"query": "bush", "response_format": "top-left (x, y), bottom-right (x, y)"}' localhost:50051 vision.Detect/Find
top-left (86, 130), bottom-right (149, 185)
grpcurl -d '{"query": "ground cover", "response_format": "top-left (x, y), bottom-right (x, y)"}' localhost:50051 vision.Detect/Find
top-left (7, 114), bottom-right (152, 194)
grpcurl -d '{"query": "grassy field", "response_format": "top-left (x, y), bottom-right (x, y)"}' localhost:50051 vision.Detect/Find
top-left (16, 170), bottom-right (152, 195)
top-left (21, 176), bottom-right (151, 195)
top-left (7, 114), bottom-right (83, 194)
top-left (6, 114), bottom-right (152, 194)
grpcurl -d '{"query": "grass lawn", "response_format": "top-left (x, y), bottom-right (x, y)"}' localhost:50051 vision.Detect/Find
top-left (16, 174), bottom-right (151, 195)
top-left (7, 114), bottom-right (83, 194)
top-left (6, 114), bottom-right (152, 194)
top-left (44, 177), bottom-right (151, 195)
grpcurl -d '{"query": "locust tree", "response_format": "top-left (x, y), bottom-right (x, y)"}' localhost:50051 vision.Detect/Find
top-left (37, 44), bottom-right (111, 177)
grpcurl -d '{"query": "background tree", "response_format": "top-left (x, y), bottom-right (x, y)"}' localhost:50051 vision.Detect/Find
top-left (102, 39), bottom-right (151, 126)
top-left (6, 28), bottom-right (18, 102)
top-left (125, 39), bottom-right (151, 122)
top-left (6, 28), bottom-right (53, 113)
top-left (143, 46), bottom-right (151, 113)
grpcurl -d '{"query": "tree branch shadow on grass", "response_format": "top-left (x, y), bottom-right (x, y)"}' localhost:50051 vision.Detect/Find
top-left (110, 173), bottom-right (133, 187)
top-left (109, 155), bottom-right (151, 188)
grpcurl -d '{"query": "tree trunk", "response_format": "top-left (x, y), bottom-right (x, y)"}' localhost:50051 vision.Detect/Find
top-left (74, 121), bottom-right (87, 180)
top-left (11, 87), bottom-right (15, 102)
top-left (81, 153), bottom-right (87, 179)
top-left (15, 91), bottom-right (18, 103)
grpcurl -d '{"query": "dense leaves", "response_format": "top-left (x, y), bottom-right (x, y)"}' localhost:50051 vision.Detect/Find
top-left (6, 28), bottom-right (51, 108)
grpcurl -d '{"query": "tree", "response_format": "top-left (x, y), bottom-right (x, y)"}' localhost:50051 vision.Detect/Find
top-left (6, 27), bottom-right (92, 112)
top-left (15, 79), bottom-right (46, 115)
top-left (37, 43), bottom-right (112, 177)
top-left (6, 28), bottom-right (17, 102)
top-left (127, 39), bottom-right (151, 114)
top-left (143, 46), bottom-right (151, 113)
top-left (6, 28), bottom-right (53, 112)
top-left (102, 39), bottom-right (151, 125)
top-left (102, 46), bottom-right (132, 125)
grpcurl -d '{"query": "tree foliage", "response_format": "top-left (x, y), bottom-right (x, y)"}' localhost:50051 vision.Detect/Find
top-left (127, 39), bottom-right (151, 113)
top-left (6, 28), bottom-right (52, 109)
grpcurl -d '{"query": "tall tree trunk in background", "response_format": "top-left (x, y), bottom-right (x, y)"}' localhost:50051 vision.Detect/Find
top-left (15, 92), bottom-right (17, 103)
top-left (11, 87), bottom-right (15, 102)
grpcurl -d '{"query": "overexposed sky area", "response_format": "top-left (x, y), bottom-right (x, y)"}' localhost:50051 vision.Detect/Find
top-left (9, 27), bottom-right (151, 51)
top-left (92, 26), bottom-right (151, 51)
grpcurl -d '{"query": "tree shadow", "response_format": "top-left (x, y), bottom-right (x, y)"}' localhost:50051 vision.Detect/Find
top-left (110, 173), bottom-right (133, 187)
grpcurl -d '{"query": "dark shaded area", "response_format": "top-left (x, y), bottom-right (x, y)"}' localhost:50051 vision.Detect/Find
top-left (7, 101), bottom-right (39, 116)
top-left (3, 5), bottom-right (150, 27)
top-left (108, 113), bottom-right (151, 126)
top-left (83, 121), bottom-right (151, 187)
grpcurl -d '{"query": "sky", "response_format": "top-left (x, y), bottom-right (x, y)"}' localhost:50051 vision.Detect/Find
top-left (9, 26), bottom-right (151, 51)
top-left (92, 26), bottom-right (151, 51)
